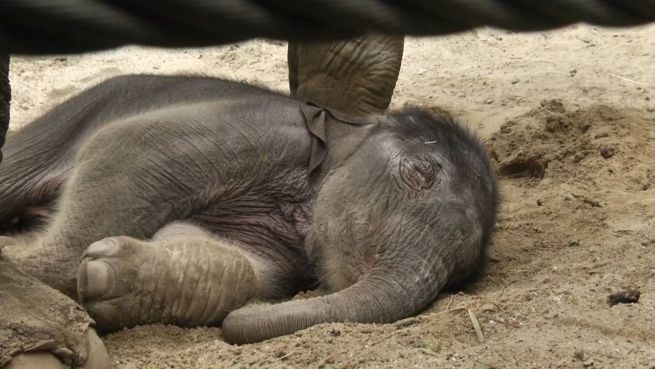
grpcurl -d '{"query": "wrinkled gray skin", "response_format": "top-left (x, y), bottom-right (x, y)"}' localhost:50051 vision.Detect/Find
top-left (0, 74), bottom-right (498, 346)
top-left (288, 35), bottom-right (404, 115)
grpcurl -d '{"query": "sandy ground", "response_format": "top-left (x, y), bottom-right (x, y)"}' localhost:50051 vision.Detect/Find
top-left (7, 24), bottom-right (655, 369)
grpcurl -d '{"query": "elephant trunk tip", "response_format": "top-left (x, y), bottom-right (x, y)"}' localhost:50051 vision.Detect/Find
top-left (221, 263), bottom-right (446, 344)
top-left (222, 300), bottom-right (331, 344)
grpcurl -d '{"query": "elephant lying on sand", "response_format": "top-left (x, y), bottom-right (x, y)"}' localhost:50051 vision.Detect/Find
top-left (1, 74), bottom-right (497, 350)
top-left (0, 35), bottom-right (406, 369)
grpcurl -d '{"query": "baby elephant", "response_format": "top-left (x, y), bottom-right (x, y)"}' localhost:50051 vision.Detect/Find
top-left (0, 75), bottom-right (498, 344)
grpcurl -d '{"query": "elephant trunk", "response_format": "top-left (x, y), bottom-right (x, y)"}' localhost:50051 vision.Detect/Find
top-left (222, 254), bottom-right (448, 344)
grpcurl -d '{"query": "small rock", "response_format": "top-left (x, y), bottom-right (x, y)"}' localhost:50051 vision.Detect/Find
top-left (573, 152), bottom-right (587, 163)
top-left (328, 329), bottom-right (341, 337)
top-left (544, 311), bottom-right (559, 319)
top-left (583, 359), bottom-right (595, 367)
top-left (594, 132), bottom-right (609, 139)
top-left (511, 78), bottom-right (520, 84)
top-left (537, 199), bottom-right (544, 206)
top-left (583, 198), bottom-right (605, 208)
top-left (607, 289), bottom-right (640, 306)
top-left (600, 146), bottom-right (616, 159)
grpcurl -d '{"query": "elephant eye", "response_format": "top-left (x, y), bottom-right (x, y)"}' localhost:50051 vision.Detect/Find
top-left (399, 156), bottom-right (441, 191)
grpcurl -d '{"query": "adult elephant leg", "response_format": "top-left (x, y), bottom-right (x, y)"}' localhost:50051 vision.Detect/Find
top-left (76, 222), bottom-right (281, 332)
top-left (288, 35), bottom-right (404, 115)
top-left (0, 260), bottom-right (109, 369)
top-left (0, 54), bottom-right (9, 163)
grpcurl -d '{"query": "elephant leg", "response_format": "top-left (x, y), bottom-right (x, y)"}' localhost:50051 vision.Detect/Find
top-left (1, 119), bottom-right (220, 297)
top-left (0, 54), bottom-right (9, 164)
top-left (76, 222), bottom-right (278, 332)
top-left (288, 35), bottom-right (404, 115)
top-left (0, 260), bottom-right (110, 369)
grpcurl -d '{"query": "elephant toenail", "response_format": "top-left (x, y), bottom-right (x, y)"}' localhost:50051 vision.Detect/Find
top-left (85, 239), bottom-right (121, 257)
top-left (80, 260), bottom-right (115, 301)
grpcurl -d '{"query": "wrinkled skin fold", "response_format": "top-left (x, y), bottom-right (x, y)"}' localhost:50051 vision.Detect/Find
top-left (0, 74), bottom-right (498, 345)
top-left (288, 35), bottom-right (404, 115)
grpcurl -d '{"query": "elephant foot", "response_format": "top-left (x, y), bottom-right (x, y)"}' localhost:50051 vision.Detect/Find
top-left (77, 235), bottom-right (260, 332)
top-left (1, 235), bottom-right (78, 296)
top-left (0, 260), bottom-right (110, 369)
top-left (6, 329), bottom-right (108, 369)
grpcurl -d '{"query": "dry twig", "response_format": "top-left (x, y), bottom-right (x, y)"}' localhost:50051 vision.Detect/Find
top-left (468, 309), bottom-right (485, 344)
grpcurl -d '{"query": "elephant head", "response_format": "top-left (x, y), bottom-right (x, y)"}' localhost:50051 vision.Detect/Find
top-left (288, 35), bottom-right (404, 115)
top-left (222, 107), bottom-right (498, 343)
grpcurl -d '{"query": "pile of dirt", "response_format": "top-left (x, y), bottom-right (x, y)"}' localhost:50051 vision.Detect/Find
top-left (490, 99), bottom-right (654, 188)
top-left (103, 102), bottom-right (655, 369)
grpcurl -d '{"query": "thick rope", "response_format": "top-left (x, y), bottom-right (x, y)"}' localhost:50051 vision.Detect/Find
top-left (0, 0), bottom-right (654, 54)
top-left (1, 1), bottom-right (654, 161)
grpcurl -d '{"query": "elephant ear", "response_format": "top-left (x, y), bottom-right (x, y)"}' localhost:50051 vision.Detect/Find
top-left (300, 102), bottom-right (377, 177)
top-left (300, 103), bottom-right (328, 176)
top-left (399, 156), bottom-right (441, 191)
